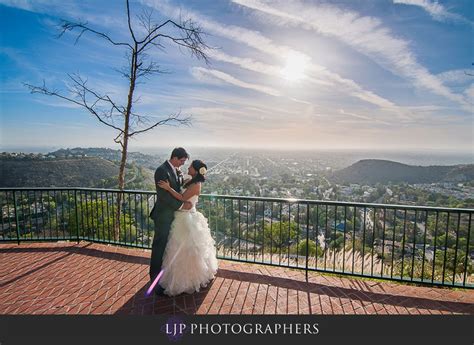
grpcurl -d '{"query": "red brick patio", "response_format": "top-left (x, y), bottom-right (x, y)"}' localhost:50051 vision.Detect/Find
top-left (0, 241), bottom-right (473, 315)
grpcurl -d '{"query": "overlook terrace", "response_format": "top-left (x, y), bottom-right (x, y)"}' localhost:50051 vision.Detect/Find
top-left (1, 187), bottom-right (473, 317)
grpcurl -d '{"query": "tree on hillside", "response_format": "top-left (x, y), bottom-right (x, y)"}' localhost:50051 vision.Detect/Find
top-left (25, 0), bottom-right (210, 240)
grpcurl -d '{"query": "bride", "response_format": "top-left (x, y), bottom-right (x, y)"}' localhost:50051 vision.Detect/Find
top-left (157, 159), bottom-right (218, 296)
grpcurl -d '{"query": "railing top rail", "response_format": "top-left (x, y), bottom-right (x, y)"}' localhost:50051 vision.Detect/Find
top-left (0, 187), bottom-right (472, 213)
top-left (0, 187), bottom-right (156, 194)
top-left (198, 194), bottom-right (474, 213)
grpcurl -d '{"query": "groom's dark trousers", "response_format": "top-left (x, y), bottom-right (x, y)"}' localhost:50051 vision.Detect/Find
top-left (149, 162), bottom-right (183, 281)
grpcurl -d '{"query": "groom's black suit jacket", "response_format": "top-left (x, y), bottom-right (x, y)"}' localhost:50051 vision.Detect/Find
top-left (149, 161), bottom-right (183, 280)
top-left (149, 161), bottom-right (183, 222)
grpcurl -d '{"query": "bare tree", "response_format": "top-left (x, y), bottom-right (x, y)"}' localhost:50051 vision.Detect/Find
top-left (25, 0), bottom-right (210, 240)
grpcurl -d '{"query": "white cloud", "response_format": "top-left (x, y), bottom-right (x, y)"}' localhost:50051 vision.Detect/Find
top-left (142, 0), bottom-right (404, 111)
top-left (211, 48), bottom-right (403, 112)
top-left (191, 67), bottom-right (281, 97)
top-left (4, 0), bottom-right (469, 150)
top-left (144, 1), bottom-right (451, 125)
top-left (1, 47), bottom-right (42, 77)
top-left (437, 69), bottom-right (474, 85)
top-left (464, 84), bottom-right (474, 100)
top-left (33, 98), bottom-right (82, 109)
top-left (185, 106), bottom-right (281, 128)
top-left (0, 0), bottom-right (53, 12)
top-left (231, 0), bottom-right (468, 108)
top-left (189, 66), bottom-right (226, 86)
top-left (338, 109), bottom-right (393, 126)
top-left (208, 50), bottom-right (281, 77)
top-left (28, 121), bottom-right (87, 129)
top-left (393, 0), bottom-right (473, 26)
top-left (0, 0), bottom-right (126, 33)
top-left (153, 87), bottom-right (302, 117)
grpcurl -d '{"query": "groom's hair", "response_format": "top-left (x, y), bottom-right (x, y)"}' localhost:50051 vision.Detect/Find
top-left (170, 147), bottom-right (189, 160)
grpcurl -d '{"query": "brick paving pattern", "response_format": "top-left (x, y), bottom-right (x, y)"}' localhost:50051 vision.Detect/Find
top-left (1, 241), bottom-right (473, 315)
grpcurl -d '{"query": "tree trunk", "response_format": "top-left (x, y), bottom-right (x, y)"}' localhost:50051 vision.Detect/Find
top-left (114, 48), bottom-right (137, 241)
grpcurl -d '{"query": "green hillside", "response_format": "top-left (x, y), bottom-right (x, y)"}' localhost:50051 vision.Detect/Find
top-left (0, 157), bottom-right (120, 188)
top-left (332, 159), bottom-right (474, 185)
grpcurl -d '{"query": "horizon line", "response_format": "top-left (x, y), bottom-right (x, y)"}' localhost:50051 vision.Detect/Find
top-left (1, 145), bottom-right (473, 155)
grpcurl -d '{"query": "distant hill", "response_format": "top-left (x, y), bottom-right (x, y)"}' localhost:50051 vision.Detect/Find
top-left (332, 159), bottom-right (474, 185)
top-left (0, 157), bottom-right (119, 188)
top-left (49, 147), bottom-right (164, 170)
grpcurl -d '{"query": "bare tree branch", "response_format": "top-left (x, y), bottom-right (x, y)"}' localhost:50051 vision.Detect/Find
top-left (138, 19), bottom-right (211, 65)
top-left (136, 60), bottom-right (169, 79)
top-left (24, 78), bottom-right (124, 133)
top-left (126, 0), bottom-right (138, 43)
top-left (113, 132), bottom-right (124, 148)
top-left (137, 19), bottom-right (173, 45)
top-left (66, 73), bottom-right (126, 115)
top-left (137, 8), bottom-right (154, 34)
top-left (58, 20), bottom-right (133, 49)
top-left (129, 111), bottom-right (192, 137)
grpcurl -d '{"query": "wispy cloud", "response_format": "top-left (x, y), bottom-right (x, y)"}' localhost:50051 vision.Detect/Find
top-left (191, 67), bottom-right (281, 97)
top-left (142, 0), bottom-right (403, 111)
top-left (152, 87), bottom-right (303, 117)
top-left (2, 0), bottom-right (471, 151)
top-left (33, 98), bottom-right (82, 109)
top-left (144, 0), bottom-right (453, 126)
top-left (437, 69), bottom-right (474, 85)
top-left (1, 47), bottom-right (42, 78)
top-left (28, 121), bottom-right (87, 129)
top-left (211, 49), bottom-right (400, 111)
top-left (186, 106), bottom-right (275, 126)
top-left (393, 0), bottom-right (474, 26)
top-left (464, 84), bottom-right (474, 100)
top-left (208, 50), bottom-right (281, 77)
top-left (231, 0), bottom-right (468, 108)
top-left (338, 109), bottom-right (393, 126)
top-left (209, 50), bottom-right (333, 88)
top-left (0, 0), bottom-right (124, 27)
top-left (0, 0), bottom-right (58, 12)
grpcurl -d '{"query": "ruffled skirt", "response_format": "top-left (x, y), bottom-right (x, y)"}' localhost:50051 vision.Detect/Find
top-left (160, 210), bottom-right (218, 296)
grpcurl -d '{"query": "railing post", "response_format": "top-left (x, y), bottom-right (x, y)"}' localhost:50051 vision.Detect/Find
top-left (74, 190), bottom-right (80, 244)
top-left (13, 190), bottom-right (20, 245)
top-left (305, 202), bottom-right (309, 282)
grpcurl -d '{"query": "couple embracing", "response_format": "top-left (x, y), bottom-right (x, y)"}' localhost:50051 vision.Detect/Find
top-left (149, 147), bottom-right (218, 297)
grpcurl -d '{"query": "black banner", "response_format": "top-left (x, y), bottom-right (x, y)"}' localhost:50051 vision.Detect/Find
top-left (0, 315), bottom-right (472, 345)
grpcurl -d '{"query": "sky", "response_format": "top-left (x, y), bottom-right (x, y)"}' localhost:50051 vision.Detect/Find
top-left (0, 0), bottom-right (473, 153)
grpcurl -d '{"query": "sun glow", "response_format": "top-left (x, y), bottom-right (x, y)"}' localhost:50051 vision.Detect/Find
top-left (281, 52), bottom-right (308, 81)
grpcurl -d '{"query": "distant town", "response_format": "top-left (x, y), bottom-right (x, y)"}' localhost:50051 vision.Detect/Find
top-left (1, 148), bottom-right (473, 209)
top-left (1, 148), bottom-right (473, 284)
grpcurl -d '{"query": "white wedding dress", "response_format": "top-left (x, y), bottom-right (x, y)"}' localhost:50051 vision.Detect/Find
top-left (160, 193), bottom-right (218, 296)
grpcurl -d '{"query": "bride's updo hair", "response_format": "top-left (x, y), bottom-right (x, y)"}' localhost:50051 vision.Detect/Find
top-left (184, 160), bottom-right (208, 188)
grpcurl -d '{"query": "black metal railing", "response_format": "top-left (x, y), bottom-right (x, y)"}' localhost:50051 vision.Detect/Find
top-left (1, 187), bottom-right (472, 288)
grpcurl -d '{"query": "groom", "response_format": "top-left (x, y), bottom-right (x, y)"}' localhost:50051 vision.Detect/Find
top-left (149, 147), bottom-right (192, 295)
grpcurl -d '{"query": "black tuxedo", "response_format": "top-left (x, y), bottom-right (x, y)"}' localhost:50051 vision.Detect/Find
top-left (149, 161), bottom-right (183, 281)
